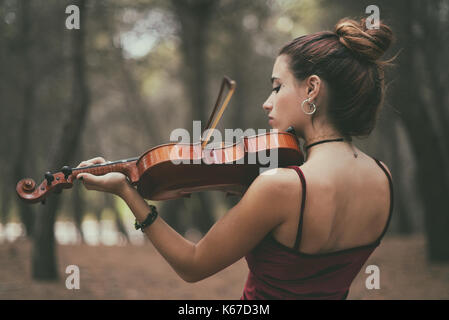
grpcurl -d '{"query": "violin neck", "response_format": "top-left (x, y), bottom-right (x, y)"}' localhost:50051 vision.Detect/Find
top-left (71, 157), bottom-right (139, 183)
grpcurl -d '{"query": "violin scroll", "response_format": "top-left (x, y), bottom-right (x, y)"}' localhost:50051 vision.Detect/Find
top-left (16, 169), bottom-right (77, 204)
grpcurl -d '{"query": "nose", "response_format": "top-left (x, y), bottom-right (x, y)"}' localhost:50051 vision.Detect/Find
top-left (263, 94), bottom-right (273, 113)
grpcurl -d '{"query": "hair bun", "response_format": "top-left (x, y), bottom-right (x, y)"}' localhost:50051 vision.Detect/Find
top-left (335, 17), bottom-right (393, 62)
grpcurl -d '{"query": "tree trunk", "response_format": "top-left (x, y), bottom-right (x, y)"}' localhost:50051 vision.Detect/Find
top-left (32, 197), bottom-right (60, 279)
top-left (170, 0), bottom-right (219, 234)
top-left (72, 183), bottom-right (85, 244)
top-left (0, 185), bottom-right (11, 225)
top-left (172, 0), bottom-right (218, 129)
top-left (32, 0), bottom-right (90, 280)
top-left (12, 0), bottom-right (36, 237)
top-left (161, 199), bottom-right (188, 235)
top-left (105, 194), bottom-right (130, 244)
top-left (378, 113), bottom-right (413, 234)
top-left (391, 0), bottom-right (449, 261)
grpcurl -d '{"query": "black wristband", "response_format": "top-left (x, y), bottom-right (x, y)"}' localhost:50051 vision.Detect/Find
top-left (134, 205), bottom-right (158, 232)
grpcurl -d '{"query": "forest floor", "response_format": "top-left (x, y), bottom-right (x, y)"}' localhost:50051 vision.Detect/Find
top-left (0, 234), bottom-right (448, 300)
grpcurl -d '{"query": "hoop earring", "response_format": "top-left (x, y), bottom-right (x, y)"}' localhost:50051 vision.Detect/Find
top-left (301, 98), bottom-right (316, 115)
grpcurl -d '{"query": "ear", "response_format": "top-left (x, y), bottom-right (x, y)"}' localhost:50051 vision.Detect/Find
top-left (305, 75), bottom-right (321, 101)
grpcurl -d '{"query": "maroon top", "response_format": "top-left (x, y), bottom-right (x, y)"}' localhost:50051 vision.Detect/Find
top-left (241, 158), bottom-right (393, 300)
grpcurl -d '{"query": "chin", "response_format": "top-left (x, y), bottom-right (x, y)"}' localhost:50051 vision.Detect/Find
top-left (268, 120), bottom-right (283, 131)
top-left (272, 125), bottom-right (284, 132)
top-left (268, 122), bottom-right (279, 130)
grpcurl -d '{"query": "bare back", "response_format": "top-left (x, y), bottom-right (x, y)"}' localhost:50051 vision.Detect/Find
top-left (272, 148), bottom-right (392, 254)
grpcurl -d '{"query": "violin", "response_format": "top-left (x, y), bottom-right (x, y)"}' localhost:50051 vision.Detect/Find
top-left (16, 77), bottom-right (304, 204)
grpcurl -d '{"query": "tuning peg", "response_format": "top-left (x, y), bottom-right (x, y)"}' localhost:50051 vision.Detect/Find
top-left (44, 172), bottom-right (54, 186)
top-left (61, 166), bottom-right (72, 179)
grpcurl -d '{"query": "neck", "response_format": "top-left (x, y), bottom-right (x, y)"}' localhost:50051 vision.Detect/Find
top-left (305, 140), bottom-right (348, 160)
top-left (300, 133), bottom-right (357, 161)
top-left (304, 134), bottom-right (346, 147)
top-left (290, 123), bottom-right (357, 160)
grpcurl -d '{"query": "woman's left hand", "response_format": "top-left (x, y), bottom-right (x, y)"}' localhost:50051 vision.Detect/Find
top-left (76, 157), bottom-right (130, 197)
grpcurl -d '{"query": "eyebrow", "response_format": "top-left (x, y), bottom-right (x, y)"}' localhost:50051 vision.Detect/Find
top-left (271, 77), bottom-right (280, 84)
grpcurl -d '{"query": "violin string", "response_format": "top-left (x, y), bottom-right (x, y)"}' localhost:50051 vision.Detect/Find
top-left (70, 157), bottom-right (139, 172)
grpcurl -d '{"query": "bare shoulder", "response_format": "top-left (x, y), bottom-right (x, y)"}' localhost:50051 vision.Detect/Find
top-left (246, 167), bottom-right (303, 217)
top-left (258, 167), bottom-right (301, 185)
top-left (249, 167), bottom-right (302, 197)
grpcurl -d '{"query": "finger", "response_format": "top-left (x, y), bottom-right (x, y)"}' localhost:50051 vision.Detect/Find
top-left (77, 173), bottom-right (106, 192)
top-left (89, 157), bottom-right (107, 165)
top-left (76, 157), bottom-right (107, 168)
top-left (77, 172), bottom-right (100, 183)
top-left (76, 161), bottom-right (89, 168)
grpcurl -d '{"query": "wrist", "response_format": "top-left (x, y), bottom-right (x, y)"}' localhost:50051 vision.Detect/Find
top-left (118, 180), bottom-right (136, 199)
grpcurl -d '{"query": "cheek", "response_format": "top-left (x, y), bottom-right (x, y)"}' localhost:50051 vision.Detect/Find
top-left (271, 92), bottom-right (298, 129)
top-left (276, 90), bottom-right (298, 114)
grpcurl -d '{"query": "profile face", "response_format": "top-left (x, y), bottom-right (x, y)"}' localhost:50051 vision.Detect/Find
top-left (262, 54), bottom-right (305, 132)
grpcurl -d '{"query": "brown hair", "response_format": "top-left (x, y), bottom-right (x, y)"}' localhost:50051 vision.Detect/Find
top-left (279, 17), bottom-right (395, 139)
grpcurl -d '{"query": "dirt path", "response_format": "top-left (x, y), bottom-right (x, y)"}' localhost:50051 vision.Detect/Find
top-left (0, 234), bottom-right (448, 299)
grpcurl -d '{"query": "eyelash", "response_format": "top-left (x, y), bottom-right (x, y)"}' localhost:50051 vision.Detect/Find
top-left (272, 85), bottom-right (281, 93)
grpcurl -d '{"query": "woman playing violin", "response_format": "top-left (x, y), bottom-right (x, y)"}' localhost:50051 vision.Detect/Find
top-left (76, 17), bottom-right (394, 299)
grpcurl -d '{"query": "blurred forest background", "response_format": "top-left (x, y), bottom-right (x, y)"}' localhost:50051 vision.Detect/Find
top-left (1, 0), bottom-right (449, 299)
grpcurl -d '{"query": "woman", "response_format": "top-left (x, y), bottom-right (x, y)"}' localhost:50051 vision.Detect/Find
top-left (76, 17), bottom-right (394, 299)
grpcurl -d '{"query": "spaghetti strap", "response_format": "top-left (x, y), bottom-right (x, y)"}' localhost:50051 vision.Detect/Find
top-left (372, 157), bottom-right (394, 241)
top-left (287, 166), bottom-right (307, 251)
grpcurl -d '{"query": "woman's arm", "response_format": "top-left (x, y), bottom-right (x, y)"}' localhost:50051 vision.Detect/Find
top-left (119, 185), bottom-right (197, 281)
top-left (119, 171), bottom-right (292, 283)
top-left (76, 157), bottom-right (296, 283)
